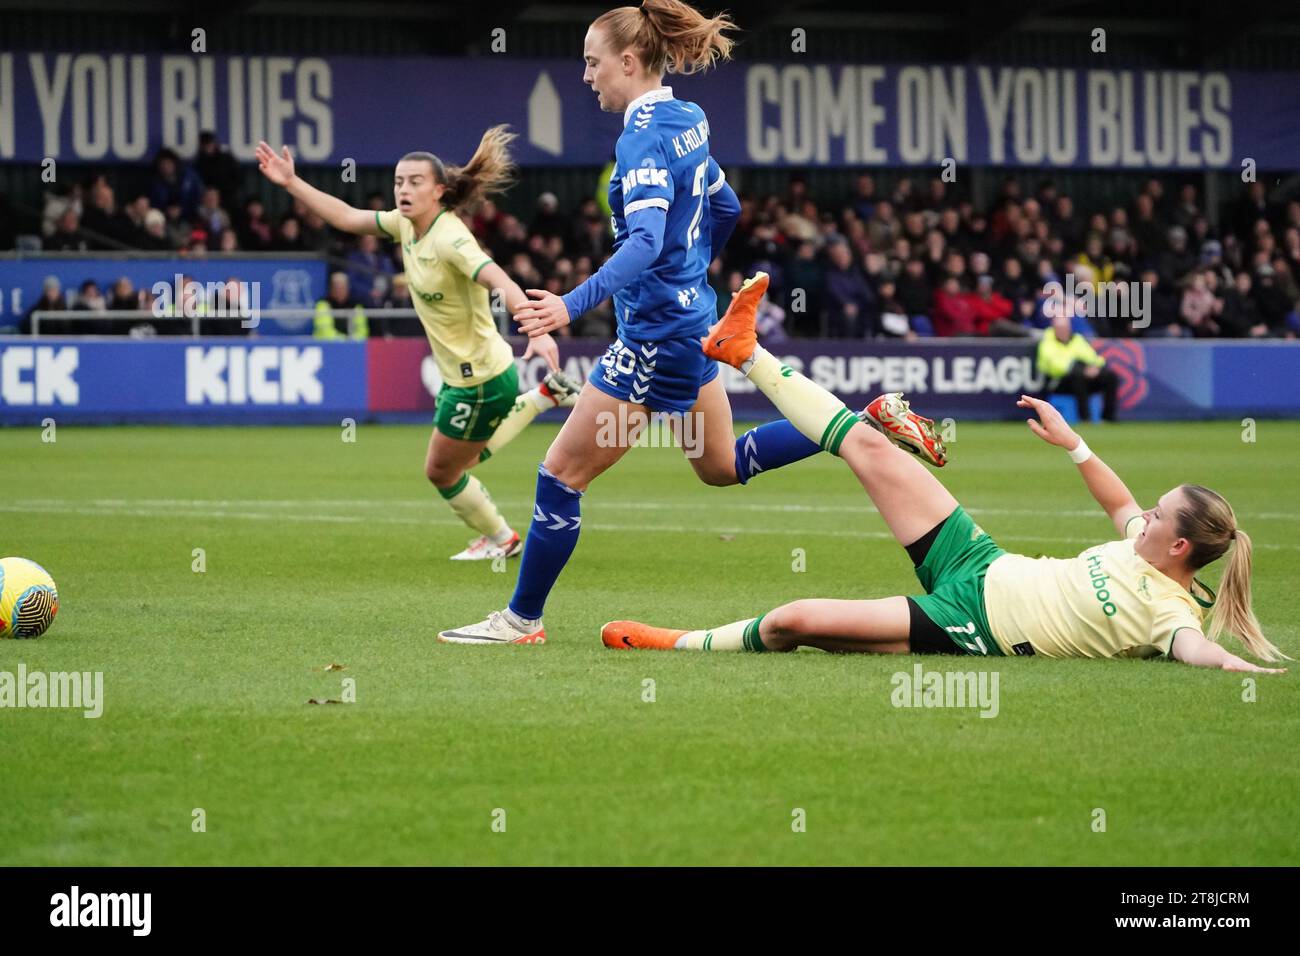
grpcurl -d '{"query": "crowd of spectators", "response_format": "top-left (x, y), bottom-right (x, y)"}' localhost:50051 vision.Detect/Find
top-left (701, 174), bottom-right (1300, 342)
top-left (18, 135), bottom-right (1300, 342)
top-left (38, 137), bottom-right (355, 260)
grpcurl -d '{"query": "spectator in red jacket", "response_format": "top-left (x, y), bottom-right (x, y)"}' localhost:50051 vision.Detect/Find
top-left (971, 275), bottom-right (1032, 337)
top-left (931, 276), bottom-right (979, 337)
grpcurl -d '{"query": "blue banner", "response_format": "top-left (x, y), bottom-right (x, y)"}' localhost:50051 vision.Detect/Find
top-left (718, 340), bottom-right (1300, 420)
top-left (2, 53), bottom-right (1299, 169)
top-left (0, 256), bottom-right (326, 334)
top-left (0, 338), bottom-right (367, 423)
top-left (1, 337), bottom-right (1297, 424)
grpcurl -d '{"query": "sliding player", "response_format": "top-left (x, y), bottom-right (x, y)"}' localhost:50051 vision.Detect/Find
top-left (439, 1), bottom-right (939, 643)
top-left (256, 129), bottom-right (579, 560)
top-left (603, 273), bottom-right (1288, 673)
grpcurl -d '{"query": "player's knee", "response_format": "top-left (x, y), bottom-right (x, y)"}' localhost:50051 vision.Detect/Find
top-left (541, 454), bottom-right (586, 493)
top-left (426, 460), bottom-right (459, 487)
top-left (694, 460), bottom-right (738, 487)
top-left (764, 601), bottom-right (815, 648)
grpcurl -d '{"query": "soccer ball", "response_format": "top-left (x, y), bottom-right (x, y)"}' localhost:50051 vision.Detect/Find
top-left (0, 557), bottom-right (59, 639)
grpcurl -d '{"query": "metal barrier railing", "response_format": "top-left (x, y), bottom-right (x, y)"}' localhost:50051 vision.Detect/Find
top-left (26, 308), bottom-right (427, 337)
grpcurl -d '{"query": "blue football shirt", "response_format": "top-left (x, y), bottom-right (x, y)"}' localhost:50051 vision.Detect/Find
top-left (608, 87), bottom-right (727, 341)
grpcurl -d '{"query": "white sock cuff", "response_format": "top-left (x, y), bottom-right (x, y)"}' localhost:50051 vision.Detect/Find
top-left (740, 344), bottom-right (770, 377)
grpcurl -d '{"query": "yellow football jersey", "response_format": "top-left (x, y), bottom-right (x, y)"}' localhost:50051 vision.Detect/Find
top-left (374, 208), bottom-right (514, 387)
top-left (983, 515), bottom-right (1208, 659)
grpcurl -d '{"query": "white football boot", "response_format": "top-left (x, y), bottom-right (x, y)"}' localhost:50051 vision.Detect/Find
top-left (438, 609), bottom-right (546, 645)
top-left (540, 369), bottom-right (581, 408)
top-left (449, 531), bottom-right (523, 561)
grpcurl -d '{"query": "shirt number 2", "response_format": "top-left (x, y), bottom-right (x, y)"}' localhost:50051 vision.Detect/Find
top-left (685, 160), bottom-right (707, 250)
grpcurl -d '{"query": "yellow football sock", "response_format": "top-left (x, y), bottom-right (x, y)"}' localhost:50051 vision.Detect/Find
top-left (679, 615), bottom-right (766, 651)
top-left (479, 388), bottom-right (551, 462)
top-left (438, 473), bottom-right (511, 543)
top-left (743, 346), bottom-right (859, 456)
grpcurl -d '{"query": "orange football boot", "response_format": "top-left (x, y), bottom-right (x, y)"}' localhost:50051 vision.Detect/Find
top-left (601, 620), bottom-right (687, 651)
top-left (702, 271), bottom-right (768, 368)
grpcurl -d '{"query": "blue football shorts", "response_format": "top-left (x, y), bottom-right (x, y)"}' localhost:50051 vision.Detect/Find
top-left (589, 333), bottom-right (720, 415)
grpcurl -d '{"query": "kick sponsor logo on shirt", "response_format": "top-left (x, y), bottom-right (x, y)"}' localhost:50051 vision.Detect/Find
top-left (621, 163), bottom-right (669, 193)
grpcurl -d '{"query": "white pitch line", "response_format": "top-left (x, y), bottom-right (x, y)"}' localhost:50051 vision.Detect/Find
top-left (12, 497), bottom-right (1300, 522)
top-left (3, 501), bottom-right (1299, 552)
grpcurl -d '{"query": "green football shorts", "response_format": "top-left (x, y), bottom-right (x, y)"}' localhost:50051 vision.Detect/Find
top-left (909, 506), bottom-right (1007, 656)
top-left (434, 364), bottom-right (520, 442)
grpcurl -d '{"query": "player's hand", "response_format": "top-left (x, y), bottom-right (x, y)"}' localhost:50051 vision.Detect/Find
top-left (1222, 654), bottom-right (1287, 675)
top-left (1017, 394), bottom-right (1079, 449)
top-left (514, 289), bottom-right (571, 338)
top-left (255, 141), bottom-right (296, 186)
top-left (522, 331), bottom-right (560, 371)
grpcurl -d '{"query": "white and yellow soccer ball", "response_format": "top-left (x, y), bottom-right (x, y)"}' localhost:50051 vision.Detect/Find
top-left (0, 557), bottom-right (59, 639)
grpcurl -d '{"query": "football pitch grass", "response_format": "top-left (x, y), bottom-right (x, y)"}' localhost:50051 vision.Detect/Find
top-left (3, 419), bottom-right (1298, 866)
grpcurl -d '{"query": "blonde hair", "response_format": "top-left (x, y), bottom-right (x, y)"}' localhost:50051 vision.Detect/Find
top-left (400, 125), bottom-right (517, 212)
top-left (1176, 484), bottom-right (1289, 662)
top-left (592, 0), bottom-right (736, 76)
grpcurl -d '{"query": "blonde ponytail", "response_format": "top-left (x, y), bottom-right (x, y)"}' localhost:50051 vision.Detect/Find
top-left (1177, 485), bottom-right (1290, 662)
top-left (444, 125), bottom-right (516, 210)
top-left (400, 125), bottom-right (517, 213)
top-left (1204, 530), bottom-right (1289, 662)
top-left (593, 1), bottom-right (736, 77)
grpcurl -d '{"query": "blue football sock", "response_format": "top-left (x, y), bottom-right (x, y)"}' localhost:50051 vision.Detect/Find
top-left (508, 465), bottom-right (583, 621)
top-left (733, 418), bottom-right (823, 485)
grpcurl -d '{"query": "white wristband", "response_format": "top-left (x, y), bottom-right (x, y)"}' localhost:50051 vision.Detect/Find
top-left (1068, 438), bottom-right (1092, 464)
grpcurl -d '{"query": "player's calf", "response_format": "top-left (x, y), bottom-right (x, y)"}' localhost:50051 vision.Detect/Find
top-left (838, 420), bottom-right (894, 462)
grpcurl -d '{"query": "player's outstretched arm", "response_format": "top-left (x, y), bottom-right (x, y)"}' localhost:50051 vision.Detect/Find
top-left (1171, 627), bottom-right (1287, 673)
top-left (475, 261), bottom-right (527, 314)
top-left (475, 262), bottom-right (559, 371)
top-left (1017, 394), bottom-right (1141, 537)
top-left (255, 141), bottom-right (380, 237)
top-left (516, 208), bottom-right (667, 339)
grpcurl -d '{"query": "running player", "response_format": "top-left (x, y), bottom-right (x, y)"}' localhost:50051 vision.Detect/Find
top-left (438, 1), bottom-right (936, 644)
top-left (255, 128), bottom-right (580, 561)
top-left (602, 274), bottom-right (1288, 673)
